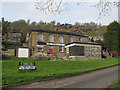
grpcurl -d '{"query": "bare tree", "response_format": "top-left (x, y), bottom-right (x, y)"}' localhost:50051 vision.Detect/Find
top-left (35, 0), bottom-right (120, 18)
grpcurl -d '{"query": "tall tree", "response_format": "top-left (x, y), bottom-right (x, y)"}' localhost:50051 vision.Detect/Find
top-left (2, 17), bottom-right (11, 35)
top-left (103, 21), bottom-right (120, 53)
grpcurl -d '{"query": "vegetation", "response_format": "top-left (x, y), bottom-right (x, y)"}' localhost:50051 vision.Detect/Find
top-left (2, 55), bottom-right (35, 61)
top-left (2, 57), bottom-right (119, 85)
top-left (2, 17), bottom-right (10, 35)
top-left (109, 81), bottom-right (120, 88)
top-left (2, 17), bottom-right (107, 44)
top-left (103, 21), bottom-right (120, 54)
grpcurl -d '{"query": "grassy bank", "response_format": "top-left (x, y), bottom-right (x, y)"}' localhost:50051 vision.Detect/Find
top-left (2, 55), bottom-right (39, 61)
top-left (109, 81), bottom-right (120, 88)
top-left (2, 57), bottom-right (119, 85)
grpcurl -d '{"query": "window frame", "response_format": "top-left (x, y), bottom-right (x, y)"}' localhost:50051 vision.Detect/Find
top-left (59, 36), bottom-right (63, 43)
top-left (59, 46), bottom-right (64, 52)
top-left (38, 47), bottom-right (43, 52)
top-left (68, 36), bottom-right (73, 43)
top-left (69, 46), bottom-right (84, 56)
top-left (38, 33), bottom-right (43, 42)
top-left (12, 33), bottom-right (16, 37)
top-left (49, 34), bottom-right (54, 42)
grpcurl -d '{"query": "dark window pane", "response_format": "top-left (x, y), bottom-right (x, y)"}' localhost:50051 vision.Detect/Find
top-left (69, 46), bottom-right (84, 56)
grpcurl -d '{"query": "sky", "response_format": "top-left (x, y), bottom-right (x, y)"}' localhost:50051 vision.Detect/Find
top-left (1, 0), bottom-right (118, 25)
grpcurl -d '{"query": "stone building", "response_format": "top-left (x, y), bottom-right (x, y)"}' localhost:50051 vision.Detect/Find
top-left (27, 30), bottom-right (90, 57)
top-left (2, 29), bottom-right (22, 45)
top-left (65, 41), bottom-right (101, 60)
top-left (2, 29), bottom-right (22, 56)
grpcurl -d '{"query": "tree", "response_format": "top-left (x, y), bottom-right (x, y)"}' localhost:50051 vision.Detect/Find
top-left (57, 22), bottom-right (61, 26)
top-left (2, 17), bottom-right (11, 35)
top-left (35, 0), bottom-right (119, 18)
top-left (103, 21), bottom-right (120, 53)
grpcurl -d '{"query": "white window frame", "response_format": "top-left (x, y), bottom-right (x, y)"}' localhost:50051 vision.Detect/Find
top-left (68, 37), bottom-right (73, 43)
top-left (38, 33), bottom-right (43, 41)
top-left (59, 36), bottom-right (63, 43)
top-left (49, 35), bottom-right (54, 42)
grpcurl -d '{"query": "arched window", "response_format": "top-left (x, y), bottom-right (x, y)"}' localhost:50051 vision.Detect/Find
top-left (68, 36), bottom-right (73, 43)
top-left (38, 34), bottom-right (43, 41)
top-left (59, 36), bottom-right (63, 43)
top-left (49, 35), bottom-right (54, 42)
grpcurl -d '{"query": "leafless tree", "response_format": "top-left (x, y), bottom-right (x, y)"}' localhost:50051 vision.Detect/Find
top-left (35, 0), bottom-right (120, 18)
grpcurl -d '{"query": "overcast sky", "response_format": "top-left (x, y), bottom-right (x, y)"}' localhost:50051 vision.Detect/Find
top-left (1, 0), bottom-right (118, 25)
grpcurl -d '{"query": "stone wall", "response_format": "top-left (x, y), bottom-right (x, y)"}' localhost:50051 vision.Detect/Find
top-left (2, 49), bottom-right (15, 56)
top-left (84, 46), bottom-right (101, 59)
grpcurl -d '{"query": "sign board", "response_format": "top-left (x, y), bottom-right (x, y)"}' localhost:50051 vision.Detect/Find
top-left (18, 48), bottom-right (29, 57)
top-left (46, 43), bottom-right (65, 46)
top-left (19, 62), bottom-right (36, 70)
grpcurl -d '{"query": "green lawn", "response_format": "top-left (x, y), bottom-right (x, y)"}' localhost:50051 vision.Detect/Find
top-left (109, 81), bottom-right (120, 88)
top-left (2, 55), bottom-right (40, 61)
top-left (1, 57), bottom-right (119, 85)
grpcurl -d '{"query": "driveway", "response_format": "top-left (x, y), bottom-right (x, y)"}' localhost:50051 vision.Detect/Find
top-left (16, 65), bottom-right (119, 88)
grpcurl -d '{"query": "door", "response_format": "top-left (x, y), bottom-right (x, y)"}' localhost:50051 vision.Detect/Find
top-left (49, 46), bottom-right (53, 55)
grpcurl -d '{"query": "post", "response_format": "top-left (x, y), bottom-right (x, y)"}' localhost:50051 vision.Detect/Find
top-left (19, 62), bottom-right (21, 66)
top-left (33, 62), bottom-right (35, 66)
top-left (118, 1), bottom-right (120, 23)
top-left (19, 62), bottom-right (21, 71)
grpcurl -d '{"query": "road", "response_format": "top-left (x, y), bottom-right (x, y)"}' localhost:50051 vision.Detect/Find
top-left (17, 65), bottom-right (119, 88)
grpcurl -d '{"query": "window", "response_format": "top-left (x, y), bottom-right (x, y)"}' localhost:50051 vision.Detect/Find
top-left (38, 47), bottom-right (43, 52)
top-left (59, 36), bottom-right (63, 43)
top-left (68, 37), bottom-right (72, 43)
top-left (38, 34), bottom-right (43, 41)
top-left (59, 46), bottom-right (63, 52)
top-left (2, 38), bottom-right (4, 41)
top-left (11, 40), bottom-right (16, 42)
top-left (13, 33), bottom-right (16, 37)
top-left (49, 35), bottom-right (54, 42)
top-left (69, 46), bottom-right (84, 56)
top-left (79, 38), bottom-right (82, 41)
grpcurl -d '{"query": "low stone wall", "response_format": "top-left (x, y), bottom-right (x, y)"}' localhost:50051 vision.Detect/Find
top-left (2, 49), bottom-right (15, 56)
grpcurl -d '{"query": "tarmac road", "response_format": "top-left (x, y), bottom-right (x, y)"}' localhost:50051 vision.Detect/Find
top-left (20, 65), bottom-right (119, 88)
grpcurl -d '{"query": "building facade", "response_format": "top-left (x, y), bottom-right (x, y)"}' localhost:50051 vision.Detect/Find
top-left (28, 30), bottom-right (90, 57)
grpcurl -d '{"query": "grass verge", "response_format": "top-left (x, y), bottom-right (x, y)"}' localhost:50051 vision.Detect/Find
top-left (2, 55), bottom-right (37, 61)
top-left (2, 57), bottom-right (119, 85)
top-left (109, 81), bottom-right (120, 88)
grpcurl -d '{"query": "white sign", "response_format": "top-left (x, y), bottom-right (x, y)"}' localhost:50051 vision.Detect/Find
top-left (19, 66), bottom-right (35, 70)
top-left (37, 45), bottom-right (44, 47)
top-left (46, 43), bottom-right (65, 46)
top-left (18, 48), bottom-right (29, 57)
